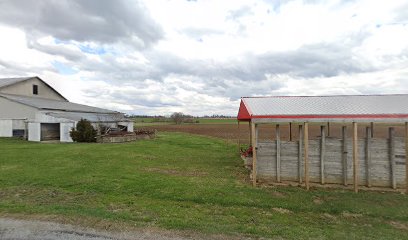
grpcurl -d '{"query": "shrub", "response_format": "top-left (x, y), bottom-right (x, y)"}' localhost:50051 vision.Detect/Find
top-left (70, 119), bottom-right (97, 142)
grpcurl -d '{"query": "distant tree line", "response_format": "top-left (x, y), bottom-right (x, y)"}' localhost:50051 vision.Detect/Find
top-left (126, 114), bottom-right (234, 119)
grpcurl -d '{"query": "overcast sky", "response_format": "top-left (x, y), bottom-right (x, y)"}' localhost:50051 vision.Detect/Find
top-left (0, 0), bottom-right (407, 116)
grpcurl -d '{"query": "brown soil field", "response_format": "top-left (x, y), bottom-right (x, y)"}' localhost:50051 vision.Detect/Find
top-left (142, 122), bottom-right (406, 145)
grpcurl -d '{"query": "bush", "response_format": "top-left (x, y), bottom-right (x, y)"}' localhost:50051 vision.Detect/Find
top-left (70, 119), bottom-right (97, 142)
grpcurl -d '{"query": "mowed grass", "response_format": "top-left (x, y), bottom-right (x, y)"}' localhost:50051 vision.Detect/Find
top-left (0, 134), bottom-right (408, 239)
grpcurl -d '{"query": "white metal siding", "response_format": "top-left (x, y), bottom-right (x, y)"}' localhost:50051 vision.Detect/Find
top-left (0, 77), bottom-right (65, 101)
top-left (60, 122), bottom-right (74, 142)
top-left (28, 122), bottom-right (40, 141)
top-left (0, 120), bottom-right (12, 137)
top-left (0, 97), bottom-right (37, 120)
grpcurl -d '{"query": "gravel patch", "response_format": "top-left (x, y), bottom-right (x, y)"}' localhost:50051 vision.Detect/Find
top-left (0, 218), bottom-right (194, 240)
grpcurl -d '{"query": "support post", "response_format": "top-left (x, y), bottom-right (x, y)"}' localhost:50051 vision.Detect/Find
top-left (405, 122), bottom-right (408, 194)
top-left (389, 127), bottom-right (396, 189)
top-left (371, 122), bottom-right (374, 138)
top-left (365, 127), bottom-right (372, 187)
top-left (304, 122), bottom-right (310, 190)
top-left (353, 122), bottom-right (359, 193)
top-left (342, 126), bottom-right (348, 186)
top-left (251, 122), bottom-right (257, 186)
top-left (327, 122), bottom-right (330, 137)
top-left (276, 124), bottom-right (281, 182)
top-left (289, 122), bottom-right (292, 141)
top-left (320, 126), bottom-right (326, 184)
top-left (298, 125), bottom-right (303, 184)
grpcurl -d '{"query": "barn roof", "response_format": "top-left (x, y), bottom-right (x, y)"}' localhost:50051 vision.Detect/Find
top-left (0, 93), bottom-right (117, 114)
top-left (237, 95), bottom-right (408, 123)
top-left (47, 112), bottom-right (126, 122)
top-left (0, 77), bottom-right (32, 88)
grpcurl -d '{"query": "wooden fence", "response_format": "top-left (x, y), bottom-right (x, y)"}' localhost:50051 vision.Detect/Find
top-left (254, 126), bottom-right (407, 190)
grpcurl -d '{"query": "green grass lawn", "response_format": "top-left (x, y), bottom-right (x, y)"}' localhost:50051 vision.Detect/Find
top-left (0, 134), bottom-right (407, 239)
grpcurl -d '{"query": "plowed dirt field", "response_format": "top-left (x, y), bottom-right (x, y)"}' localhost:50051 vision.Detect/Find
top-left (143, 123), bottom-right (405, 144)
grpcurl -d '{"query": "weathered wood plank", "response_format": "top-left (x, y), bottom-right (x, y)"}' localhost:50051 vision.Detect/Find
top-left (289, 122), bottom-right (292, 141)
top-left (353, 122), bottom-right (359, 193)
top-left (298, 125), bottom-right (303, 183)
top-left (276, 124), bottom-right (281, 182)
top-left (406, 122), bottom-right (408, 194)
top-left (320, 126), bottom-right (326, 184)
top-left (342, 126), bottom-right (348, 186)
top-left (366, 127), bottom-right (372, 187)
top-left (304, 122), bottom-right (309, 190)
top-left (389, 127), bottom-right (396, 189)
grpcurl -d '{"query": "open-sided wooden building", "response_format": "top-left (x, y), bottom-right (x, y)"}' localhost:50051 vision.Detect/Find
top-left (237, 95), bottom-right (408, 193)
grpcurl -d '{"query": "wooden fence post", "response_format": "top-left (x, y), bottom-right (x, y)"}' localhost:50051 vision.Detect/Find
top-left (389, 127), bottom-right (396, 189)
top-left (251, 122), bottom-right (257, 187)
top-left (320, 126), bottom-right (326, 184)
top-left (353, 122), bottom-right (359, 193)
top-left (289, 122), bottom-right (292, 141)
top-left (327, 122), bottom-right (330, 137)
top-left (365, 127), bottom-right (372, 187)
top-left (298, 125), bottom-right (303, 184)
top-left (276, 124), bottom-right (281, 182)
top-left (304, 122), bottom-right (309, 190)
top-left (342, 126), bottom-right (348, 186)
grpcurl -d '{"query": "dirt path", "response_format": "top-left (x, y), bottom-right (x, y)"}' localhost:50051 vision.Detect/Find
top-left (0, 218), bottom-right (201, 240)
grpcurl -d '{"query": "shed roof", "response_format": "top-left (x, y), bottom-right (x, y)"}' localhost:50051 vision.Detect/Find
top-left (237, 95), bottom-right (408, 123)
top-left (0, 93), bottom-right (117, 114)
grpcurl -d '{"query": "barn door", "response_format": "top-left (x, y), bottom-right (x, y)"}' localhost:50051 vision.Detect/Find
top-left (40, 123), bottom-right (60, 141)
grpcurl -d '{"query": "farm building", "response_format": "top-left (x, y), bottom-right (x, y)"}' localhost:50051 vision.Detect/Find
top-left (0, 76), bottom-right (133, 142)
top-left (237, 95), bottom-right (408, 192)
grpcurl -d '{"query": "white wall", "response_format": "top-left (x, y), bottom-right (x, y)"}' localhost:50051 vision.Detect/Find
top-left (12, 119), bottom-right (26, 129)
top-left (0, 120), bottom-right (12, 137)
top-left (0, 97), bottom-right (37, 120)
top-left (60, 122), bottom-right (74, 142)
top-left (28, 122), bottom-right (40, 141)
top-left (0, 77), bottom-right (66, 101)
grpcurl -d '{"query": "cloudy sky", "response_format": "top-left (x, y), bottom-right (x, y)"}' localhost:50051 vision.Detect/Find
top-left (0, 0), bottom-right (407, 116)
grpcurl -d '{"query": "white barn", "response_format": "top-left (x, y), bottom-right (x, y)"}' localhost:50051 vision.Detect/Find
top-left (0, 76), bottom-right (133, 142)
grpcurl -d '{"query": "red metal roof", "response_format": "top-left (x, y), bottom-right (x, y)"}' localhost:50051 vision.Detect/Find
top-left (237, 94), bottom-right (408, 122)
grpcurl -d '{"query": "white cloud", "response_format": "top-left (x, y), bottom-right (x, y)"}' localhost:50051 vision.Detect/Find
top-left (0, 0), bottom-right (408, 116)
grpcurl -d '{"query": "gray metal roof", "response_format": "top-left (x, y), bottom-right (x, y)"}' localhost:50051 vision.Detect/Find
top-left (0, 77), bottom-right (33, 88)
top-left (240, 95), bottom-right (408, 122)
top-left (47, 112), bottom-right (126, 122)
top-left (0, 93), bottom-right (117, 114)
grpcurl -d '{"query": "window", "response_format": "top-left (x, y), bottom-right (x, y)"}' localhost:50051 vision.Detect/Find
top-left (33, 84), bottom-right (38, 95)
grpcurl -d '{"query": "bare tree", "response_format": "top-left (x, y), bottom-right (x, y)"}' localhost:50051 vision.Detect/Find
top-left (170, 112), bottom-right (185, 124)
